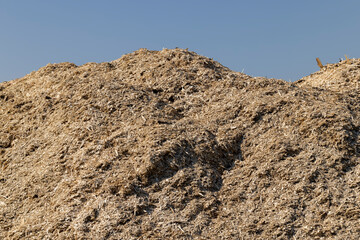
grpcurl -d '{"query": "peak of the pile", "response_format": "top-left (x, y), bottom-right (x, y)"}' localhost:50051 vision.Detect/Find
top-left (11, 48), bottom-right (256, 96)
top-left (23, 48), bottom-right (234, 76)
top-left (110, 47), bottom-right (238, 77)
top-left (111, 47), bottom-right (203, 63)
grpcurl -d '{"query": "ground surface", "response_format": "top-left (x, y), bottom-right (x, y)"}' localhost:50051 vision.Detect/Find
top-left (0, 49), bottom-right (359, 239)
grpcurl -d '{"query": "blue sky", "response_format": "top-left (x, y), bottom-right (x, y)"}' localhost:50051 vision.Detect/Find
top-left (1, 1), bottom-right (360, 82)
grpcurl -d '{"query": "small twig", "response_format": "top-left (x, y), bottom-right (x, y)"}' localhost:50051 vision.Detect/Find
top-left (345, 54), bottom-right (350, 64)
top-left (316, 57), bottom-right (324, 69)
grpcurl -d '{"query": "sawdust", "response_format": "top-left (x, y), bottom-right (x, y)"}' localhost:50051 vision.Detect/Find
top-left (0, 49), bottom-right (359, 239)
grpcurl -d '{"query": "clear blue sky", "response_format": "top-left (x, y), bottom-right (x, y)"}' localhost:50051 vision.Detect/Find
top-left (1, 1), bottom-right (360, 82)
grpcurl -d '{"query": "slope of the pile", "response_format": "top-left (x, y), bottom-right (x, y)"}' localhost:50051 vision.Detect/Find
top-left (0, 49), bottom-right (359, 239)
top-left (296, 58), bottom-right (360, 93)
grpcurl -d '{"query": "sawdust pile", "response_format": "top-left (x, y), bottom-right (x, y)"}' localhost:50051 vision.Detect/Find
top-left (0, 49), bottom-right (359, 239)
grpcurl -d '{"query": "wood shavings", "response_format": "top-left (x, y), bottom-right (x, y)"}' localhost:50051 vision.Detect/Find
top-left (0, 49), bottom-right (359, 239)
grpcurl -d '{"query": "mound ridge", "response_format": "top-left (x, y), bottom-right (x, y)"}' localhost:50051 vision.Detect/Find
top-left (0, 49), bottom-right (359, 239)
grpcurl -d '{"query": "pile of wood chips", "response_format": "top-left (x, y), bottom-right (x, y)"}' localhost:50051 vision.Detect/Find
top-left (0, 49), bottom-right (359, 239)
